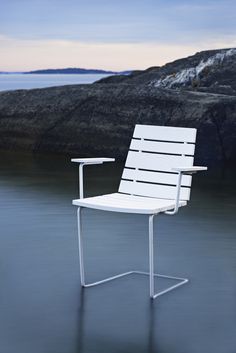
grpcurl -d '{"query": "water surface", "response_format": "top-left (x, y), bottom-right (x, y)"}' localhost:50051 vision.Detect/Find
top-left (0, 74), bottom-right (110, 91)
top-left (0, 151), bottom-right (235, 353)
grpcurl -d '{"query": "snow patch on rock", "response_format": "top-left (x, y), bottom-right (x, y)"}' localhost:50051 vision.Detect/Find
top-left (153, 48), bottom-right (236, 88)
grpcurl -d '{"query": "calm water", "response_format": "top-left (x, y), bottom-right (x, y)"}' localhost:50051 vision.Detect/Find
top-left (0, 74), bottom-right (110, 91)
top-left (0, 150), bottom-right (235, 353)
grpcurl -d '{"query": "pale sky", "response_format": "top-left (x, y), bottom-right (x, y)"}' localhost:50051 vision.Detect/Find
top-left (1, 0), bottom-right (236, 71)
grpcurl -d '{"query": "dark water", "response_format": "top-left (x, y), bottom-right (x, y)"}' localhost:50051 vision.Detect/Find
top-left (0, 151), bottom-right (235, 353)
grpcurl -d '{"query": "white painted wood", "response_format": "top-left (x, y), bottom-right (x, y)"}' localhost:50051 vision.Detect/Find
top-left (134, 124), bottom-right (197, 143)
top-left (172, 166), bottom-right (207, 173)
top-left (119, 180), bottom-right (191, 200)
top-left (71, 125), bottom-right (207, 214)
top-left (125, 151), bottom-right (194, 173)
top-left (130, 139), bottom-right (195, 155)
top-left (72, 193), bottom-right (186, 214)
top-left (71, 158), bottom-right (115, 164)
top-left (122, 168), bottom-right (192, 187)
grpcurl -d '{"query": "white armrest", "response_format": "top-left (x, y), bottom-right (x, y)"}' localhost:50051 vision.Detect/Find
top-left (71, 157), bottom-right (115, 165)
top-left (165, 165), bottom-right (207, 216)
top-left (172, 166), bottom-right (207, 174)
top-left (71, 157), bottom-right (115, 198)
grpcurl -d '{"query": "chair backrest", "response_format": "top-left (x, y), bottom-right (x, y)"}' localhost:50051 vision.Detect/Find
top-left (119, 125), bottom-right (197, 201)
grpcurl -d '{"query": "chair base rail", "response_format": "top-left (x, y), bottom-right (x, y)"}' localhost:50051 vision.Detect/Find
top-left (77, 207), bottom-right (189, 300)
top-left (82, 270), bottom-right (189, 299)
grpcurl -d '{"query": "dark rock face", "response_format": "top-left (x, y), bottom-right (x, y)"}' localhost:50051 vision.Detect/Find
top-left (0, 84), bottom-right (236, 166)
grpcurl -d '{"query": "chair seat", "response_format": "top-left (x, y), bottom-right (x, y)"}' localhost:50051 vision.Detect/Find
top-left (72, 193), bottom-right (187, 214)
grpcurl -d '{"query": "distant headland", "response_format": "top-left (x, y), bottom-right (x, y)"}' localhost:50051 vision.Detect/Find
top-left (0, 68), bottom-right (131, 75)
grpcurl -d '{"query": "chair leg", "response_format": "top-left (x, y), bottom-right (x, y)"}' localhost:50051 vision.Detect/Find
top-left (149, 214), bottom-right (155, 299)
top-left (76, 208), bottom-right (189, 299)
top-left (77, 207), bottom-right (133, 287)
top-left (147, 214), bottom-right (189, 299)
top-left (77, 207), bottom-right (85, 286)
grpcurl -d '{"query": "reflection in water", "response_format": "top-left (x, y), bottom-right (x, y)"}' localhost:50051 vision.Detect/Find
top-left (76, 288), bottom-right (158, 353)
top-left (0, 150), bottom-right (235, 353)
top-left (77, 289), bottom-right (86, 353)
top-left (147, 301), bottom-right (156, 353)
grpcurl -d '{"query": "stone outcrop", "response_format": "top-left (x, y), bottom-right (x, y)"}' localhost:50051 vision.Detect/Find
top-left (98, 48), bottom-right (236, 96)
top-left (0, 84), bottom-right (236, 166)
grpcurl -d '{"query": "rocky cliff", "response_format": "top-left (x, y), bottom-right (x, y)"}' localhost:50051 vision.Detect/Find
top-left (0, 48), bottom-right (236, 166)
top-left (98, 48), bottom-right (236, 95)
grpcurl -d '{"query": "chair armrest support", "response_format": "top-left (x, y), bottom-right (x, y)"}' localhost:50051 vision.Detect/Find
top-left (165, 166), bottom-right (207, 216)
top-left (164, 171), bottom-right (183, 216)
top-left (71, 158), bottom-right (115, 198)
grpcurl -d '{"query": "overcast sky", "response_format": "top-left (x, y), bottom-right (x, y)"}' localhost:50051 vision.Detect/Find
top-left (1, 0), bottom-right (236, 71)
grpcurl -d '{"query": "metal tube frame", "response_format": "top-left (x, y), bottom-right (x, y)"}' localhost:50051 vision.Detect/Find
top-left (77, 207), bottom-right (189, 299)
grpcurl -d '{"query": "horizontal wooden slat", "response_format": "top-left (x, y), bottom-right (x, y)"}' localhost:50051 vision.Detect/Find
top-left (125, 151), bottom-right (194, 173)
top-left (130, 139), bottom-right (195, 156)
top-left (134, 125), bottom-right (197, 143)
top-left (122, 168), bottom-right (192, 187)
top-left (119, 180), bottom-right (191, 201)
top-left (73, 193), bottom-right (187, 214)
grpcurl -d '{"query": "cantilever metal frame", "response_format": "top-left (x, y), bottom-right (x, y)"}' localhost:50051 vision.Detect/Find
top-left (77, 208), bottom-right (188, 299)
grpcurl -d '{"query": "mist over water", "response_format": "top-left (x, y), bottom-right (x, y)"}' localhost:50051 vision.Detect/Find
top-left (0, 150), bottom-right (235, 353)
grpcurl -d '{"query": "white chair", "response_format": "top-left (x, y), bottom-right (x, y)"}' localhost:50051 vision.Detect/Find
top-left (72, 125), bottom-right (207, 299)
